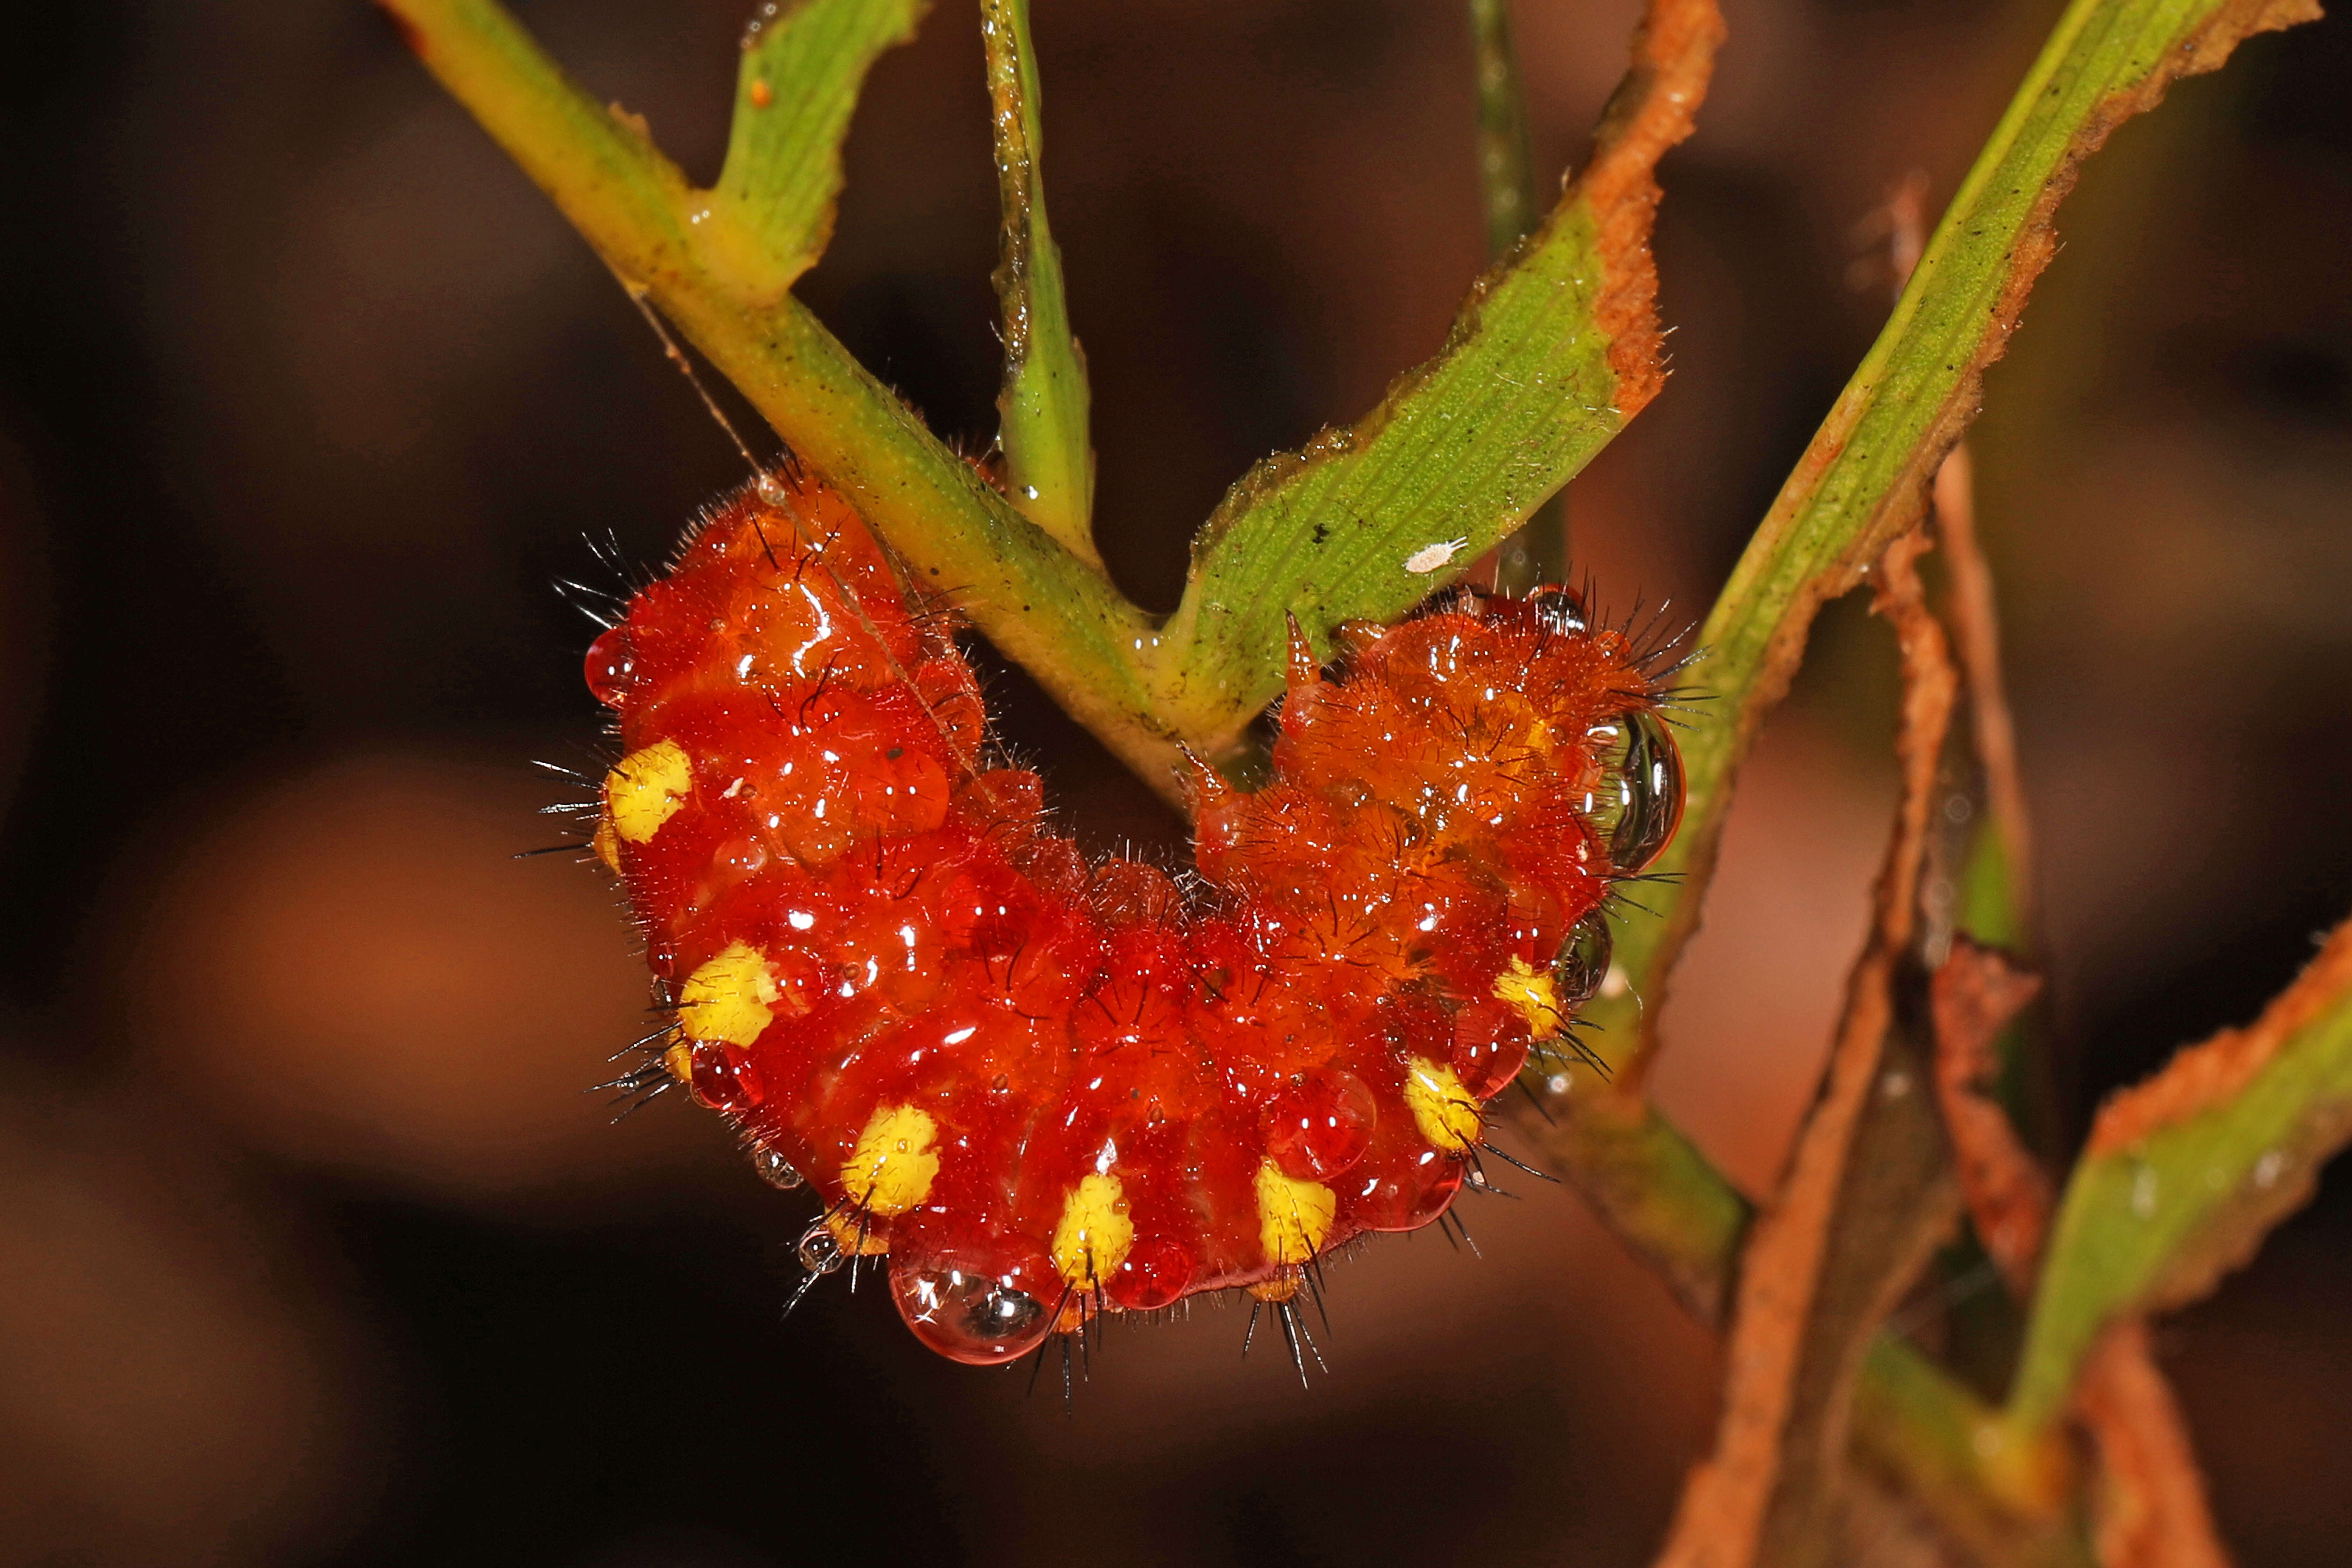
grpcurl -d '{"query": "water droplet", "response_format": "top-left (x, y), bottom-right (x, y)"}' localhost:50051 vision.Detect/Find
top-left (751, 1146), bottom-right (804, 1190)
top-left (1552, 909), bottom-right (1613, 1011)
top-left (1450, 1005), bottom-right (1530, 1098)
top-left (584, 626), bottom-right (635, 708)
top-left (686, 1045), bottom-right (766, 1113)
top-left (1265, 1069), bottom-right (1379, 1180)
top-left (2130, 1164), bottom-right (2158, 1218)
top-left (1529, 585), bottom-right (1588, 632)
top-left (1349, 1147), bottom-right (1466, 1233)
top-left (890, 1255), bottom-right (1055, 1365)
top-left (1106, 1234), bottom-right (1197, 1311)
top-left (1589, 709), bottom-right (1685, 874)
top-left (797, 1221), bottom-right (846, 1275)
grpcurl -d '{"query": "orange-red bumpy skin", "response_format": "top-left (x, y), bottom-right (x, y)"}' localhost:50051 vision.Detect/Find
top-left (584, 472), bottom-right (1682, 1365)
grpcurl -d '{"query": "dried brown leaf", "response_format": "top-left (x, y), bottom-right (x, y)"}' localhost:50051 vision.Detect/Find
top-left (1929, 938), bottom-right (2050, 1296)
top-left (1583, 0), bottom-right (1727, 416)
top-left (1653, 532), bottom-right (1964, 1568)
top-left (2073, 1321), bottom-right (2230, 1568)
top-left (1932, 450), bottom-right (2035, 934)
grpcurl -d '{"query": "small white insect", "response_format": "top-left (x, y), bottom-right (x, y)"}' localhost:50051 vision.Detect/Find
top-left (1402, 537), bottom-right (1470, 575)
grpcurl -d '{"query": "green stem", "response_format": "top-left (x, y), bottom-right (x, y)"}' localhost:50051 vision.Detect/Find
top-left (1855, 1336), bottom-right (2089, 1566)
top-left (660, 286), bottom-right (1171, 784)
top-left (1516, 1085), bottom-right (1750, 1325)
top-left (376, 0), bottom-right (1175, 791)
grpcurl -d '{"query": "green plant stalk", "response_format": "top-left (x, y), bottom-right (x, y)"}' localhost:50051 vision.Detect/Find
top-left (1466, 0), bottom-right (1569, 595)
top-left (376, 0), bottom-right (1174, 786)
top-left (1926, 819), bottom-right (2049, 1398)
top-left (1575, 0), bottom-right (2320, 1080)
top-left (662, 286), bottom-right (1168, 769)
top-left (981, 0), bottom-right (1098, 562)
top-left (1527, 1083), bottom-right (1751, 1324)
top-left (1853, 1336), bottom-right (2089, 1566)
top-left (1955, 816), bottom-right (2064, 1167)
top-left (382, 0), bottom-right (1719, 791)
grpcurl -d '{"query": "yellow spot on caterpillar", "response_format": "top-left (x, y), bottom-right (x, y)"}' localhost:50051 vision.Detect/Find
top-left (1247, 1275), bottom-right (1300, 1303)
top-left (679, 941), bottom-right (781, 1047)
top-left (591, 814), bottom-right (622, 873)
top-left (1255, 1160), bottom-right (1336, 1266)
top-left (841, 1104), bottom-right (939, 1216)
top-left (606, 740), bottom-right (693, 843)
top-left (662, 1041), bottom-right (693, 1083)
top-left (1492, 955), bottom-right (1564, 1037)
top-left (825, 1208), bottom-right (890, 1256)
top-left (1404, 1057), bottom-right (1483, 1151)
top-left (1051, 1172), bottom-right (1134, 1287)
top-left (1483, 691), bottom-right (1551, 760)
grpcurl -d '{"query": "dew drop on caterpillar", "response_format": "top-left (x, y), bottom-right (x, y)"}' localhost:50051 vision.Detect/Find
top-left (579, 469), bottom-right (1683, 1367)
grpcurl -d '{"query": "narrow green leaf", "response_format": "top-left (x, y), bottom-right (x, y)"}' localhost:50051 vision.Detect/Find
top-left (1523, 1089), bottom-right (1751, 1324)
top-left (1153, 0), bottom-right (1720, 749)
top-left (712, 0), bottom-right (929, 297)
top-left (2007, 919), bottom-right (2352, 1432)
top-left (1578, 0), bottom-right (2321, 1077)
top-left (1161, 209), bottom-right (1622, 727)
top-left (980, 0), bottom-right (1098, 563)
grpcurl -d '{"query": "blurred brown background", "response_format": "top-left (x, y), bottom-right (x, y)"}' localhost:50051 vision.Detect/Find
top-left (0, 1), bottom-right (2346, 1564)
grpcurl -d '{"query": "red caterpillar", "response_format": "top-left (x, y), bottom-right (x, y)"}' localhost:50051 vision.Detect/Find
top-left (582, 470), bottom-right (1680, 1367)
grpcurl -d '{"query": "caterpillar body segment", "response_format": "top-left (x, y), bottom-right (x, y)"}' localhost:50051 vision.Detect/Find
top-left (584, 471), bottom-right (1681, 1365)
